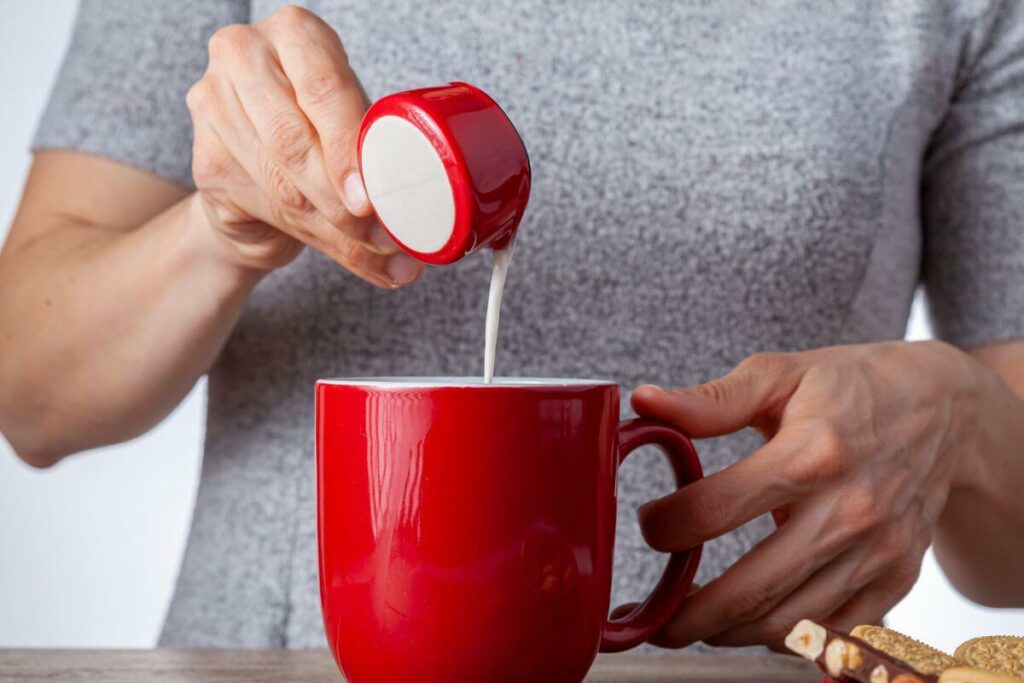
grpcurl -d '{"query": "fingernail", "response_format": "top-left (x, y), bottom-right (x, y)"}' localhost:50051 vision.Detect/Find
top-left (634, 384), bottom-right (668, 398)
top-left (368, 223), bottom-right (399, 254)
top-left (386, 252), bottom-right (421, 285)
top-left (341, 172), bottom-right (368, 213)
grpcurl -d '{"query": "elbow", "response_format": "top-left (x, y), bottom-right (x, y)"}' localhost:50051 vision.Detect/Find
top-left (13, 447), bottom-right (63, 470)
top-left (0, 400), bottom-right (72, 469)
top-left (0, 367), bottom-right (81, 469)
top-left (934, 542), bottom-right (1024, 609)
top-left (2, 426), bottom-right (69, 469)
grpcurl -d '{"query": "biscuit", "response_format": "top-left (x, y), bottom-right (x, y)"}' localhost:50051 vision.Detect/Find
top-left (851, 625), bottom-right (958, 675)
top-left (939, 667), bottom-right (1021, 683)
top-left (954, 637), bottom-right (1024, 679)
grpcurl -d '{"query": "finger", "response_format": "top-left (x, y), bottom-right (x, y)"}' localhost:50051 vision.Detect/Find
top-left (638, 430), bottom-right (808, 552)
top-left (651, 500), bottom-right (846, 649)
top-left (632, 352), bottom-right (805, 438)
top-left (198, 56), bottom-right (322, 227)
top-left (262, 8), bottom-right (374, 216)
top-left (609, 602), bottom-right (640, 620)
top-left (271, 26), bottom-right (393, 253)
top-left (609, 582), bottom-right (701, 623)
top-left (824, 568), bottom-right (919, 633)
top-left (703, 535), bottom-right (887, 649)
top-left (197, 74), bottom-right (422, 286)
top-left (223, 38), bottom-right (385, 251)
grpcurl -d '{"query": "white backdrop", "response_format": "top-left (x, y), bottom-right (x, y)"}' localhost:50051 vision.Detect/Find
top-left (2, 0), bottom-right (1022, 653)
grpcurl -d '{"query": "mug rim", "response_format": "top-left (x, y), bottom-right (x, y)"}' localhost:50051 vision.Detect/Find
top-left (316, 376), bottom-right (616, 388)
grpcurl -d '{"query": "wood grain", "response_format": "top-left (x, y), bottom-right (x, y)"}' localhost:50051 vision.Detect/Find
top-left (0, 649), bottom-right (822, 683)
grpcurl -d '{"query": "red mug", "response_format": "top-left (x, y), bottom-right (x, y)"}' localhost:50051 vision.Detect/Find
top-left (316, 378), bottom-right (703, 683)
top-left (357, 83), bottom-right (531, 265)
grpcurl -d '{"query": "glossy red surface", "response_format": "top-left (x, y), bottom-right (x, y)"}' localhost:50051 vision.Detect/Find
top-left (357, 82), bottom-right (531, 265)
top-left (316, 380), bottom-right (703, 683)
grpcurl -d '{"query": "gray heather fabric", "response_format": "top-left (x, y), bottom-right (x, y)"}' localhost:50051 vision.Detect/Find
top-left (34, 0), bottom-right (1024, 650)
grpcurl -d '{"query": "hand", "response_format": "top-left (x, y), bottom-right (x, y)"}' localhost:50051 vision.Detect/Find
top-left (630, 340), bottom-right (989, 650)
top-left (185, 6), bottom-right (423, 288)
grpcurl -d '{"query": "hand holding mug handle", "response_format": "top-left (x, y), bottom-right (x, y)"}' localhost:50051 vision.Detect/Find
top-left (600, 418), bottom-right (704, 652)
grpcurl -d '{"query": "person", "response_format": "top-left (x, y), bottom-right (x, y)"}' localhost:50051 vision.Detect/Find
top-left (1, 0), bottom-right (1022, 652)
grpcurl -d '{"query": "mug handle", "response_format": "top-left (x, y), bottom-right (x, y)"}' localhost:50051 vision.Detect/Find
top-left (599, 418), bottom-right (704, 653)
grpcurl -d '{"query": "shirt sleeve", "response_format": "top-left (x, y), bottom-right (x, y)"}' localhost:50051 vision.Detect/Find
top-left (922, 0), bottom-right (1024, 348)
top-left (32, 0), bottom-right (249, 188)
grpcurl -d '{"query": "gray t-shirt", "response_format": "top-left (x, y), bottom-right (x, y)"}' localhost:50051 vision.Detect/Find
top-left (35, 0), bottom-right (1024, 649)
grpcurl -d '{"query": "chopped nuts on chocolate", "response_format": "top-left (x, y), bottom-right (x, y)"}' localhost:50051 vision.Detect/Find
top-left (786, 619), bottom-right (828, 662)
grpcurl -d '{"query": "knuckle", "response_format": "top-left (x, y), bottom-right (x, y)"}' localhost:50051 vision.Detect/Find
top-left (191, 149), bottom-right (227, 187)
top-left (207, 199), bottom-right (246, 226)
top-left (874, 523), bottom-right (912, 563)
top-left (185, 80), bottom-right (213, 116)
top-left (266, 112), bottom-right (314, 168)
top-left (335, 237), bottom-right (371, 271)
top-left (720, 578), bottom-right (776, 625)
top-left (681, 490), bottom-right (728, 540)
top-left (786, 421), bottom-right (851, 485)
top-left (695, 378), bottom-right (732, 406)
top-left (267, 166), bottom-right (309, 215)
top-left (269, 5), bottom-right (316, 28)
top-left (814, 422), bottom-right (849, 461)
top-left (739, 352), bottom-right (786, 373)
top-left (835, 481), bottom-right (884, 538)
top-left (208, 24), bottom-right (252, 61)
top-left (736, 352), bottom-right (801, 404)
top-left (322, 199), bottom-right (352, 228)
top-left (795, 422), bottom-right (851, 484)
top-left (891, 559), bottom-right (922, 592)
top-left (297, 68), bottom-right (345, 108)
top-left (737, 352), bottom-right (795, 386)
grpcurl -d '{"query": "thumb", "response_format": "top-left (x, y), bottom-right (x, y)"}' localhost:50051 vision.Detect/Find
top-left (631, 353), bottom-right (803, 438)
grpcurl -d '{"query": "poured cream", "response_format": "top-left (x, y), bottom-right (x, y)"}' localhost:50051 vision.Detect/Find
top-left (483, 246), bottom-right (514, 384)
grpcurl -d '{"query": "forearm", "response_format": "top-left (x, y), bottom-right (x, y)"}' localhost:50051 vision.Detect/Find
top-left (0, 194), bottom-right (261, 466)
top-left (933, 344), bottom-right (1024, 606)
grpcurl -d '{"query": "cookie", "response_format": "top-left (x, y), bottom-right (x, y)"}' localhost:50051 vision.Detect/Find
top-left (786, 619), bottom-right (937, 683)
top-left (954, 637), bottom-right (1024, 679)
top-left (940, 667), bottom-right (1022, 683)
top-left (851, 625), bottom-right (957, 675)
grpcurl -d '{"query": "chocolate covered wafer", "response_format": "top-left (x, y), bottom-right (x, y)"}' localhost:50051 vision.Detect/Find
top-left (954, 637), bottom-right (1024, 680)
top-left (786, 619), bottom-right (937, 683)
top-left (851, 625), bottom-right (957, 675)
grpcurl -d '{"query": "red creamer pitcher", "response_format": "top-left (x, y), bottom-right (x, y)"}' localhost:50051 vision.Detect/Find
top-left (357, 82), bottom-right (531, 265)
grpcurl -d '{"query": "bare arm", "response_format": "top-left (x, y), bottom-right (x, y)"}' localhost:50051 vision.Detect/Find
top-left (0, 153), bottom-right (256, 466)
top-left (0, 7), bottom-right (423, 467)
top-left (933, 339), bottom-right (1024, 606)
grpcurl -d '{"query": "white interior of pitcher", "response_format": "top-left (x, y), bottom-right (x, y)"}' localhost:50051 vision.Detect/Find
top-left (360, 115), bottom-right (456, 254)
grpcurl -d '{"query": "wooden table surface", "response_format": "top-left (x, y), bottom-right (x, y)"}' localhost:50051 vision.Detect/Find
top-left (0, 649), bottom-right (822, 682)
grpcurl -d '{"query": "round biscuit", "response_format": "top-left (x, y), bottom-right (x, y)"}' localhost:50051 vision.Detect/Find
top-left (851, 624), bottom-right (957, 675)
top-left (955, 637), bottom-right (1024, 679)
top-left (940, 666), bottom-right (1022, 683)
